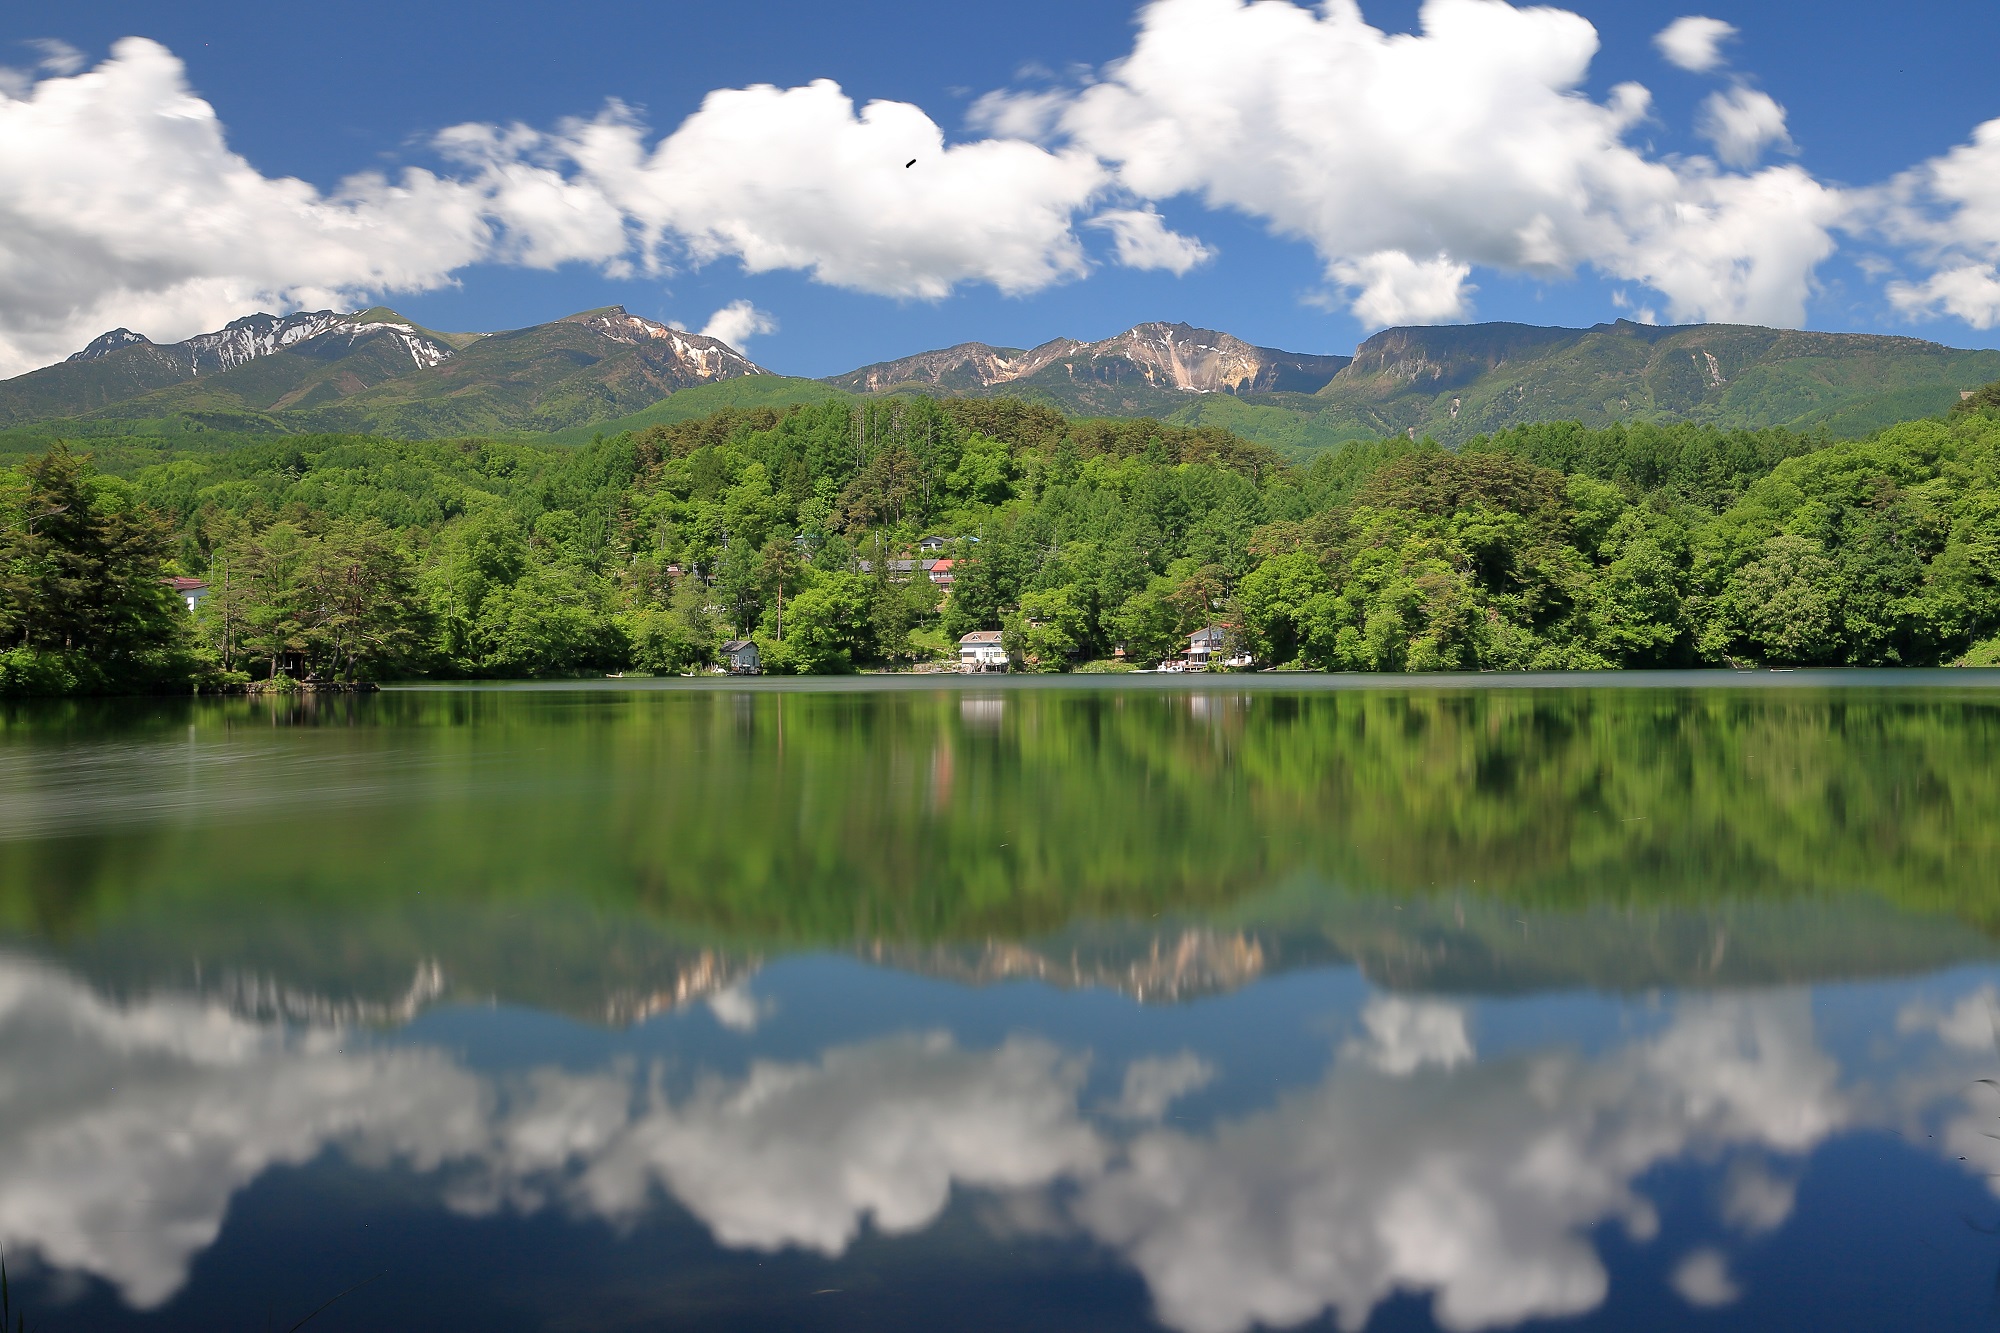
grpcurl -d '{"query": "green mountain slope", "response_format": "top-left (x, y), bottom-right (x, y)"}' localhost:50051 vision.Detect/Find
top-left (1300, 320), bottom-right (2000, 445)
top-left (540, 375), bottom-right (849, 443)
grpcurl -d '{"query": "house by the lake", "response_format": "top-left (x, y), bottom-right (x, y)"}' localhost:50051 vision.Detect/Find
top-left (721, 640), bottom-right (761, 675)
top-left (1187, 625), bottom-right (1227, 667)
top-left (958, 630), bottom-right (1007, 672)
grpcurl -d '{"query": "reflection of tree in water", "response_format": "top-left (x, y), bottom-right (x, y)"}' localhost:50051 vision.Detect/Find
top-left (3, 684), bottom-right (1999, 954)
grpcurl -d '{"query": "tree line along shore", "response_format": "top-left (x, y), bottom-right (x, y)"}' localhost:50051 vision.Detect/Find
top-left (5, 381), bottom-right (2000, 695)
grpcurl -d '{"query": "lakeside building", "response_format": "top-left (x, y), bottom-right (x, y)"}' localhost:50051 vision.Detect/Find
top-left (720, 640), bottom-right (761, 675)
top-left (1187, 626), bottom-right (1226, 667)
top-left (958, 630), bottom-right (1007, 672)
top-left (164, 577), bottom-right (209, 613)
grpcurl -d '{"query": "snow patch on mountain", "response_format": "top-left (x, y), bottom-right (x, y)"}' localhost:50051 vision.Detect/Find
top-left (574, 307), bottom-right (767, 380)
top-left (62, 310), bottom-right (462, 378)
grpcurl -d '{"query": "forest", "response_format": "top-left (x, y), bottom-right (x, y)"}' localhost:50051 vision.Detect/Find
top-left (4, 382), bottom-right (2000, 693)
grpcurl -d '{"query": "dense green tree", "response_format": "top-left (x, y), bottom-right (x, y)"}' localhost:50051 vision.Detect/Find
top-left (14, 381), bottom-right (2000, 687)
top-left (0, 444), bottom-right (197, 693)
top-left (777, 572), bottom-right (873, 673)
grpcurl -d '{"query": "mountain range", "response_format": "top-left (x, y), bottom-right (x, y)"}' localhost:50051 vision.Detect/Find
top-left (6, 306), bottom-right (1998, 454)
top-left (827, 318), bottom-right (2000, 449)
top-left (0, 306), bottom-right (763, 438)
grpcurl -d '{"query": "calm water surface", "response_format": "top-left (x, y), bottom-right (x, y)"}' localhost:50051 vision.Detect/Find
top-left (4, 673), bottom-right (2000, 1331)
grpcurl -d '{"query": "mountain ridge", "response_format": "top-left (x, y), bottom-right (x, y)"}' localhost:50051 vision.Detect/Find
top-left (832, 317), bottom-right (2000, 451)
top-left (5, 307), bottom-right (1998, 453)
top-left (828, 321), bottom-right (1351, 403)
top-left (0, 305), bottom-right (768, 437)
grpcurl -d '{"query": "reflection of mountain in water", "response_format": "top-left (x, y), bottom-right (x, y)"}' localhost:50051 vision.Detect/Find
top-left (871, 928), bottom-right (1269, 1003)
top-left (31, 890), bottom-right (1997, 1031)
top-left (7, 948), bottom-right (1999, 1331)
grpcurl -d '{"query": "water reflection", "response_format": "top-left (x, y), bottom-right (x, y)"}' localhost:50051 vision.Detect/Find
top-left (7, 681), bottom-right (2000, 1010)
top-left (8, 950), bottom-right (2000, 1330)
top-left (7, 679), bottom-right (2000, 1329)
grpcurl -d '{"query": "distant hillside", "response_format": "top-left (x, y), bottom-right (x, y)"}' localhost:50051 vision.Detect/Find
top-left (0, 306), bottom-right (768, 439)
top-left (833, 319), bottom-right (2000, 455)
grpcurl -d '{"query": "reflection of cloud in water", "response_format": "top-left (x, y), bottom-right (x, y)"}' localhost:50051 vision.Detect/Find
top-left (1343, 997), bottom-right (1474, 1076)
top-left (486, 1032), bottom-right (1103, 1255)
top-left (1073, 997), bottom-right (1842, 1333)
top-left (1670, 1247), bottom-right (1741, 1307)
top-left (9, 953), bottom-right (1998, 1331)
top-left (1899, 984), bottom-right (1999, 1052)
top-left (0, 957), bottom-right (489, 1308)
top-left (1107, 1052), bottom-right (1215, 1121)
top-left (706, 981), bottom-right (773, 1032)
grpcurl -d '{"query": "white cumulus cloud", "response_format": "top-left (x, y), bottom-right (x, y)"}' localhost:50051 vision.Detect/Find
top-left (1875, 119), bottom-right (2000, 328)
top-left (13, 8), bottom-right (2000, 378)
top-left (532, 82), bottom-right (1107, 299)
top-left (1330, 252), bottom-right (1477, 326)
top-left (1031, 0), bottom-right (1841, 328)
top-left (1699, 86), bottom-right (1794, 168)
top-left (0, 47), bottom-right (1108, 376)
top-left (1655, 17), bottom-right (1737, 73)
top-left (697, 300), bottom-right (779, 352)
top-left (1086, 207), bottom-right (1214, 274)
top-left (0, 38), bottom-right (521, 375)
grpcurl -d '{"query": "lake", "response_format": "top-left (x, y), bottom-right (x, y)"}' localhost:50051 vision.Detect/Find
top-left (4, 673), bottom-right (2000, 1331)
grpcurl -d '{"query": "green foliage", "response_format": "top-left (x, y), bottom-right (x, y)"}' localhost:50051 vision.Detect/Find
top-left (12, 380), bottom-right (2000, 687)
top-left (0, 444), bottom-right (205, 695)
top-left (777, 571), bottom-right (873, 673)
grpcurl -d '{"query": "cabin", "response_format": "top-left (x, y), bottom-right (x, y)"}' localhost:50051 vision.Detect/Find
top-left (721, 639), bottom-right (761, 675)
top-left (917, 535), bottom-right (949, 552)
top-left (928, 558), bottom-right (956, 587)
top-left (958, 630), bottom-right (1007, 672)
top-left (1187, 626), bottom-right (1227, 667)
top-left (164, 577), bottom-right (209, 613)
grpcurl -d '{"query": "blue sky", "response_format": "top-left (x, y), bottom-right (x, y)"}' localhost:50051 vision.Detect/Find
top-left (3, 0), bottom-right (1999, 377)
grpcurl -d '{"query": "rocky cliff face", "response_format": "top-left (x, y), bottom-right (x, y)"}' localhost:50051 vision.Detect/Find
top-left (829, 322), bottom-right (1349, 398)
top-left (1072, 322), bottom-right (1350, 394)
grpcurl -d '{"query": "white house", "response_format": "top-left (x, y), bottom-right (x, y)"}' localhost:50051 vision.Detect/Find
top-left (721, 639), bottom-right (761, 674)
top-left (958, 630), bottom-right (1007, 672)
top-left (164, 577), bottom-right (209, 613)
top-left (1187, 625), bottom-right (1227, 667)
